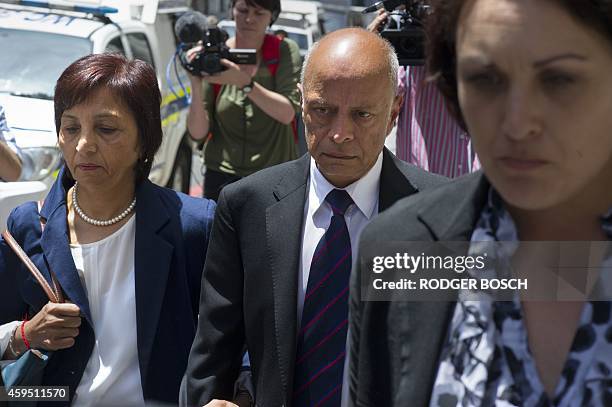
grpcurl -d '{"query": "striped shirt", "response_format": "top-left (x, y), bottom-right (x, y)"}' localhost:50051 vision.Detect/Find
top-left (396, 66), bottom-right (481, 178)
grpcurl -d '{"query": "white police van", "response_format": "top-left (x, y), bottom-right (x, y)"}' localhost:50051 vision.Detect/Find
top-left (0, 0), bottom-right (194, 193)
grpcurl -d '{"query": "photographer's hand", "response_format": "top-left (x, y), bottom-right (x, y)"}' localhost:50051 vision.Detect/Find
top-left (186, 44), bottom-right (203, 61)
top-left (367, 8), bottom-right (389, 33)
top-left (185, 44), bottom-right (207, 83)
top-left (185, 43), bottom-right (210, 141)
top-left (204, 59), bottom-right (254, 88)
top-left (206, 59), bottom-right (295, 125)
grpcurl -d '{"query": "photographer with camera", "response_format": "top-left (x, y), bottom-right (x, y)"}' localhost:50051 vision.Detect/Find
top-left (368, 3), bottom-right (480, 178)
top-left (184, 0), bottom-right (302, 201)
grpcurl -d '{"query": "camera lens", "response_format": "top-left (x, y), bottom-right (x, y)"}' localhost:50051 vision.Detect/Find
top-left (399, 37), bottom-right (423, 59)
top-left (202, 54), bottom-right (223, 74)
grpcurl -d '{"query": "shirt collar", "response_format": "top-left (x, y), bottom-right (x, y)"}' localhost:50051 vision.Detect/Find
top-left (309, 151), bottom-right (383, 220)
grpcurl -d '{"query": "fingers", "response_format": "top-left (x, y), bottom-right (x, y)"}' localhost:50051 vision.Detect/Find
top-left (55, 315), bottom-right (82, 328)
top-left (367, 10), bottom-right (389, 33)
top-left (186, 45), bottom-right (204, 62)
top-left (55, 327), bottom-right (80, 338)
top-left (25, 302), bottom-right (82, 351)
top-left (33, 325), bottom-right (80, 351)
top-left (219, 58), bottom-right (239, 70)
top-left (203, 400), bottom-right (238, 407)
top-left (41, 336), bottom-right (75, 351)
top-left (53, 337), bottom-right (76, 350)
top-left (49, 302), bottom-right (81, 317)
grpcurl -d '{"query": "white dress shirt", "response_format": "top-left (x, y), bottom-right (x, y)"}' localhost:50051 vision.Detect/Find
top-left (298, 152), bottom-right (383, 406)
top-left (70, 216), bottom-right (145, 407)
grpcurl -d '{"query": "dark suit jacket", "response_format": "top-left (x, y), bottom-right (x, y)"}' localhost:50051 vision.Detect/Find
top-left (181, 149), bottom-right (447, 407)
top-left (0, 168), bottom-right (216, 405)
top-left (349, 171), bottom-right (490, 407)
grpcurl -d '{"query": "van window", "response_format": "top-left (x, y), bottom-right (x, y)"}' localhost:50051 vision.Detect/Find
top-left (105, 36), bottom-right (126, 55)
top-left (126, 33), bottom-right (155, 68)
top-left (0, 28), bottom-right (91, 98)
top-left (285, 32), bottom-right (308, 50)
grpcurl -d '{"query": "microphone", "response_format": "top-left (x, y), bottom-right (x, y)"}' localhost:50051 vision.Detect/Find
top-left (174, 10), bottom-right (208, 44)
top-left (362, 0), bottom-right (406, 14)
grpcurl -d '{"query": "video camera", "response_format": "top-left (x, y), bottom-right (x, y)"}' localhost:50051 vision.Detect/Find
top-left (363, 0), bottom-right (431, 66)
top-left (175, 11), bottom-right (257, 76)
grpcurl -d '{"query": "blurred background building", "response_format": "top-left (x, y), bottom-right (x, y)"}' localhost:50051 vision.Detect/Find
top-left (192, 0), bottom-right (375, 34)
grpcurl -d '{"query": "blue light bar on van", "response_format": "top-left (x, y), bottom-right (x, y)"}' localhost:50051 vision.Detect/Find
top-left (6, 1), bottom-right (118, 14)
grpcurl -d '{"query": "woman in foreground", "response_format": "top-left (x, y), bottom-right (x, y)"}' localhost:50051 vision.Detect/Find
top-left (349, 0), bottom-right (612, 405)
top-left (0, 53), bottom-right (215, 405)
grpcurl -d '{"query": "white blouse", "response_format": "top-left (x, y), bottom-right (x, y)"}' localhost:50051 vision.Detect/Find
top-left (70, 216), bottom-right (145, 407)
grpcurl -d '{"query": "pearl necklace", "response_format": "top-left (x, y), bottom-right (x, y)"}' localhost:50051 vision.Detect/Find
top-left (72, 182), bottom-right (136, 227)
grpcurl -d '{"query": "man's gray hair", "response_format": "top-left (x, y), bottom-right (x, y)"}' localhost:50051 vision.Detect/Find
top-left (300, 29), bottom-right (400, 97)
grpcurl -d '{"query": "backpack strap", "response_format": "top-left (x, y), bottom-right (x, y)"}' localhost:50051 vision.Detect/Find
top-left (206, 84), bottom-right (223, 142)
top-left (262, 34), bottom-right (299, 143)
top-left (212, 83), bottom-right (223, 102)
top-left (262, 34), bottom-right (281, 77)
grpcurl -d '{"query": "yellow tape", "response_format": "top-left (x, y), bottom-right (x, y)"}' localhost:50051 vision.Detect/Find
top-left (160, 87), bottom-right (191, 127)
top-left (161, 87), bottom-right (191, 106)
top-left (162, 112), bottom-right (181, 127)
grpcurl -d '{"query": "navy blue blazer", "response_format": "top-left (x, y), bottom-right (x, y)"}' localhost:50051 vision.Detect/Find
top-left (0, 168), bottom-right (216, 405)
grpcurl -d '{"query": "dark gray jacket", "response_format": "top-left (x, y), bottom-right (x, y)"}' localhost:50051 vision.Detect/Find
top-left (181, 149), bottom-right (447, 407)
top-left (349, 171), bottom-right (490, 407)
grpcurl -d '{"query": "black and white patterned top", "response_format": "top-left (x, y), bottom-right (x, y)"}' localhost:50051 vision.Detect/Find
top-left (430, 189), bottom-right (612, 407)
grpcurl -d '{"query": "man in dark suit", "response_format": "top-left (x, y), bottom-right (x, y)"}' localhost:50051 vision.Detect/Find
top-left (180, 27), bottom-right (446, 407)
top-left (348, 173), bottom-right (488, 407)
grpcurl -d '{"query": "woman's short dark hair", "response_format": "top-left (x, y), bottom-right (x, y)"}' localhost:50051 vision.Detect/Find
top-left (54, 53), bottom-right (162, 184)
top-left (426, 0), bottom-right (612, 130)
top-left (230, 0), bottom-right (281, 24)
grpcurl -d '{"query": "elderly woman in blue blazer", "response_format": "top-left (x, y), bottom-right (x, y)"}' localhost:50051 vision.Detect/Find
top-left (0, 53), bottom-right (215, 406)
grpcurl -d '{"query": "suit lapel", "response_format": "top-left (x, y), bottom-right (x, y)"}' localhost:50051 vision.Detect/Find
top-left (417, 172), bottom-right (489, 241)
top-left (39, 171), bottom-right (93, 325)
top-left (266, 154), bottom-right (310, 400)
top-left (133, 181), bottom-right (173, 389)
top-left (378, 148), bottom-right (418, 211)
top-left (396, 172), bottom-right (491, 405)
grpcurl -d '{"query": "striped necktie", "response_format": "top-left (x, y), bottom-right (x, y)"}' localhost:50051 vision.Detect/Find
top-left (293, 189), bottom-right (354, 407)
